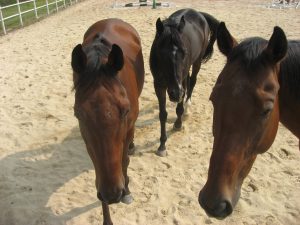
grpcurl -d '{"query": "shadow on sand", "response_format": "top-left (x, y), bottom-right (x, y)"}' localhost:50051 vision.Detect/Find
top-left (0, 127), bottom-right (100, 225)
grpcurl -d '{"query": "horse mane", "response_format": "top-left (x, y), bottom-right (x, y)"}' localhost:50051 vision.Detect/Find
top-left (279, 40), bottom-right (300, 100)
top-left (73, 36), bottom-right (112, 92)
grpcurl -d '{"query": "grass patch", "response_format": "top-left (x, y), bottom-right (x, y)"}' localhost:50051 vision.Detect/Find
top-left (0, 0), bottom-right (73, 34)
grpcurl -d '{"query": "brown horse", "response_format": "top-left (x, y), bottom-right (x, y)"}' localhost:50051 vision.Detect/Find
top-left (71, 19), bottom-right (144, 225)
top-left (199, 22), bottom-right (300, 218)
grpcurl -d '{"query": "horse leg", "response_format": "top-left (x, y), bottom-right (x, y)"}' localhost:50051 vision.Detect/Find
top-left (183, 73), bottom-right (191, 115)
top-left (102, 202), bottom-right (113, 225)
top-left (155, 84), bottom-right (168, 156)
top-left (121, 129), bottom-right (134, 204)
top-left (174, 98), bottom-right (185, 130)
top-left (186, 59), bottom-right (202, 101)
top-left (174, 76), bottom-right (188, 126)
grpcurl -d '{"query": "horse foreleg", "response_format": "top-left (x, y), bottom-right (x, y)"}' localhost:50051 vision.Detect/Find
top-left (155, 84), bottom-right (168, 156)
top-left (174, 78), bottom-right (186, 129)
top-left (102, 202), bottom-right (113, 225)
top-left (174, 99), bottom-right (184, 130)
top-left (186, 60), bottom-right (201, 101)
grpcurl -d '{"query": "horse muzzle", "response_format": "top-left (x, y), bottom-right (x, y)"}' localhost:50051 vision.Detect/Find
top-left (167, 87), bottom-right (184, 103)
top-left (97, 188), bottom-right (125, 204)
top-left (198, 189), bottom-right (234, 219)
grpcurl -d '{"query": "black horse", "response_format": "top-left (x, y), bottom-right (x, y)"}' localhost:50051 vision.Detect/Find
top-left (150, 9), bottom-right (219, 156)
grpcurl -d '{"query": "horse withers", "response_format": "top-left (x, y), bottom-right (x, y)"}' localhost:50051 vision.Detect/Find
top-left (199, 22), bottom-right (300, 218)
top-left (71, 19), bottom-right (144, 225)
top-left (150, 9), bottom-right (219, 156)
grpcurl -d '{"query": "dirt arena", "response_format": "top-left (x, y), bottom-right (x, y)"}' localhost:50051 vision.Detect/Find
top-left (0, 0), bottom-right (299, 224)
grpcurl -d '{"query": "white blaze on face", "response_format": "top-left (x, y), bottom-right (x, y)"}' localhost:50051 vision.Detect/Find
top-left (172, 45), bottom-right (178, 59)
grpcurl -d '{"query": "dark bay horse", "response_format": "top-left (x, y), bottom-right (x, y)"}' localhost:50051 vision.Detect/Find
top-left (71, 18), bottom-right (144, 225)
top-left (150, 9), bottom-right (219, 156)
top-left (199, 22), bottom-right (300, 218)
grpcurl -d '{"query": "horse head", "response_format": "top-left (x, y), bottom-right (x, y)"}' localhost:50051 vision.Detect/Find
top-left (72, 38), bottom-right (130, 204)
top-left (199, 23), bottom-right (287, 218)
top-left (154, 16), bottom-right (187, 102)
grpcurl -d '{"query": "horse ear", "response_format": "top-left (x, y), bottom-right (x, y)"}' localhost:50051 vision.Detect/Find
top-left (156, 18), bottom-right (164, 35)
top-left (178, 16), bottom-right (185, 33)
top-left (107, 44), bottom-right (124, 73)
top-left (264, 26), bottom-right (287, 64)
top-left (217, 22), bottom-right (238, 57)
top-left (71, 44), bottom-right (86, 73)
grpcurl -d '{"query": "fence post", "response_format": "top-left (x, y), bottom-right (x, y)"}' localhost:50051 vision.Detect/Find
top-left (0, 5), bottom-right (7, 35)
top-left (46, 0), bottom-right (50, 14)
top-left (55, 0), bottom-right (58, 12)
top-left (16, 0), bottom-right (23, 26)
top-left (63, 0), bottom-right (66, 8)
top-left (33, 0), bottom-right (38, 18)
top-left (152, 0), bottom-right (156, 8)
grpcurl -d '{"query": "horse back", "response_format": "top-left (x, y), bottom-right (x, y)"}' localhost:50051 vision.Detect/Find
top-left (170, 9), bottom-right (210, 60)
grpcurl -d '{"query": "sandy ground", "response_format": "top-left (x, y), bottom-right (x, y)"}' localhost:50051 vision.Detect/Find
top-left (0, 0), bottom-right (299, 224)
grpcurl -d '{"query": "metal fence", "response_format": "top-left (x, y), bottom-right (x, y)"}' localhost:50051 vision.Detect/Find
top-left (0, 0), bottom-right (79, 35)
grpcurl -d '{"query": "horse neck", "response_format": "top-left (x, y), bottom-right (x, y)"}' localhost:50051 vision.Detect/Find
top-left (123, 52), bottom-right (144, 97)
top-left (278, 90), bottom-right (300, 140)
top-left (278, 51), bottom-right (300, 139)
top-left (117, 60), bottom-right (139, 114)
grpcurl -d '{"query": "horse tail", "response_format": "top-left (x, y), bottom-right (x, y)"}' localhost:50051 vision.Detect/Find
top-left (200, 12), bottom-right (220, 63)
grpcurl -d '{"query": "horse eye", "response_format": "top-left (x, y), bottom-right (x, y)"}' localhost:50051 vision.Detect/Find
top-left (261, 108), bottom-right (272, 117)
top-left (121, 109), bottom-right (129, 119)
top-left (261, 102), bottom-right (274, 117)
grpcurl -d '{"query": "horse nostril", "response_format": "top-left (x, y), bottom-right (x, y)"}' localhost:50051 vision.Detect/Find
top-left (97, 192), bottom-right (104, 201)
top-left (225, 200), bottom-right (233, 215)
top-left (170, 89), bottom-right (176, 96)
top-left (214, 200), bottom-right (233, 218)
top-left (199, 190), bottom-right (233, 219)
top-left (198, 190), bottom-right (205, 208)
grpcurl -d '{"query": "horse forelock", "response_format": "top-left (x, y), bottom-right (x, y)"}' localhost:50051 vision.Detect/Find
top-left (155, 19), bottom-right (185, 52)
top-left (84, 36), bottom-right (111, 72)
top-left (226, 38), bottom-right (300, 100)
top-left (217, 38), bottom-right (274, 97)
top-left (74, 36), bottom-right (112, 92)
top-left (228, 37), bottom-right (268, 69)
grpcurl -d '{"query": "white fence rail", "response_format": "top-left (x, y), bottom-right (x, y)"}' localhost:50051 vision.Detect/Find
top-left (0, 0), bottom-right (80, 35)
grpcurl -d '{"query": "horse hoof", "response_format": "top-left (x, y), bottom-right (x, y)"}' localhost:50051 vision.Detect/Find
top-left (103, 221), bottom-right (113, 225)
top-left (156, 150), bottom-right (167, 157)
top-left (121, 194), bottom-right (133, 205)
top-left (173, 123), bottom-right (183, 131)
